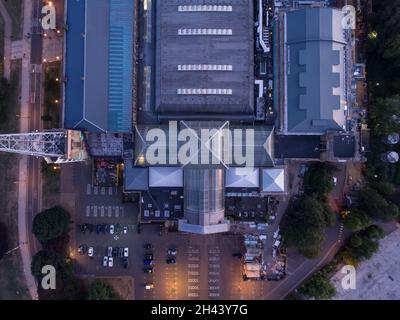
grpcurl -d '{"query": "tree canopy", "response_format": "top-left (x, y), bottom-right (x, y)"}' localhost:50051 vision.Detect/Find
top-left (298, 272), bottom-right (336, 300)
top-left (342, 209), bottom-right (372, 232)
top-left (303, 162), bottom-right (337, 199)
top-left (281, 196), bottom-right (334, 259)
top-left (87, 279), bottom-right (120, 300)
top-left (357, 187), bottom-right (399, 222)
top-left (32, 206), bottom-right (71, 243)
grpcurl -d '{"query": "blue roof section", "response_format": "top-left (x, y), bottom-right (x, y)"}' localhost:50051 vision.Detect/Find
top-left (108, 0), bottom-right (133, 132)
top-left (64, 0), bottom-right (133, 133)
top-left (64, 0), bottom-right (85, 131)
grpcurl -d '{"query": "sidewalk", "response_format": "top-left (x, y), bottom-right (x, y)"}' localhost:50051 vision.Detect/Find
top-left (17, 0), bottom-right (38, 300)
top-left (0, 0), bottom-right (12, 79)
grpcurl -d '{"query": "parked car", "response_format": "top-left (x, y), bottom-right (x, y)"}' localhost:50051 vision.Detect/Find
top-left (103, 256), bottom-right (108, 267)
top-left (88, 247), bottom-right (94, 258)
top-left (112, 247), bottom-right (118, 257)
top-left (123, 258), bottom-right (129, 269)
top-left (123, 225), bottom-right (128, 234)
top-left (232, 252), bottom-right (242, 259)
top-left (137, 223), bottom-right (142, 234)
top-left (144, 253), bottom-right (153, 260)
top-left (144, 259), bottom-right (153, 266)
top-left (166, 258), bottom-right (176, 264)
top-left (109, 224), bottom-right (115, 235)
top-left (78, 244), bottom-right (87, 255)
top-left (107, 246), bottom-right (113, 257)
top-left (333, 176), bottom-right (338, 186)
top-left (108, 257), bottom-right (114, 267)
top-left (124, 248), bottom-right (129, 258)
top-left (167, 248), bottom-right (177, 255)
top-left (144, 267), bottom-right (153, 274)
top-left (143, 243), bottom-right (152, 249)
top-left (96, 224), bottom-right (102, 234)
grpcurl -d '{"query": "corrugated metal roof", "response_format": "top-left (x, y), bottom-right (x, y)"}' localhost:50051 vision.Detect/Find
top-left (285, 8), bottom-right (347, 134)
top-left (64, 0), bottom-right (133, 133)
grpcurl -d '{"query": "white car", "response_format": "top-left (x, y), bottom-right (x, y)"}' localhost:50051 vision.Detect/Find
top-left (167, 248), bottom-right (177, 255)
top-left (109, 224), bottom-right (115, 235)
top-left (123, 225), bottom-right (128, 234)
top-left (88, 247), bottom-right (94, 257)
top-left (333, 177), bottom-right (338, 186)
top-left (124, 247), bottom-right (129, 257)
top-left (103, 256), bottom-right (108, 267)
top-left (108, 257), bottom-right (114, 267)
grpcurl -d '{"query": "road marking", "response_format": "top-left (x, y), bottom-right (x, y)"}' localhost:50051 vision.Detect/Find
top-left (93, 206), bottom-right (98, 217)
top-left (94, 186), bottom-right (98, 195)
top-left (86, 184), bottom-right (91, 195)
top-left (188, 264), bottom-right (199, 268)
top-left (188, 257), bottom-right (200, 261)
top-left (108, 187), bottom-right (113, 195)
top-left (101, 187), bottom-right (106, 195)
top-left (188, 293), bottom-right (199, 297)
top-left (101, 206), bottom-right (105, 217)
top-left (208, 257), bottom-right (219, 261)
top-left (188, 278), bottom-right (199, 283)
top-left (188, 286), bottom-right (199, 290)
top-left (209, 293), bottom-right (220, 297)
top-left (188, 271), bottom-right (199, 276)
top-left (86, 206), bottom-right (90, 217)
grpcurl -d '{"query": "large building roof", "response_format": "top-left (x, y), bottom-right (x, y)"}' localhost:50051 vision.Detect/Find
top-left (155, 0), bottom-right (254, 119)
top-left (64, 0), bottom-right (134, 133)
top-left (283, 8), bottom-right (347, 134)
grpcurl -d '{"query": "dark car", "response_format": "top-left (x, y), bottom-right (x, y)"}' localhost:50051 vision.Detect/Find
top-left (96, 224), bottom-right (102, 234)
top-left (112, 247), bottom-right (118, 257)
top-left (166, 258), bottom-right (176, 264)
top-left (143, 243), bottom-right (153, 249)
top-left (144, 267), bottom-right (153, 274)
top-left (123, 258), bottom-right (129, 269)
top-left (144, 259), bottom-right (153, 266)
top-left (232, 252), bottom-right (243, 259)
top-left (101, 224), bottom-right (107, 234)
top-left (78, 244), bottom-right (87, 255)
top-left (144, 253), bottom-right (153, 260)
top-left (266, 274), bottom-right (283, 281)
top-left (137, 223), bottom-right (142, 234)
top-left (118, 247), bottom-right (124, 258)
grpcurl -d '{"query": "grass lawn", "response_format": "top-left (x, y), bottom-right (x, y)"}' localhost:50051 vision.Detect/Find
top-left (0, 59), bottom-right (29, 299)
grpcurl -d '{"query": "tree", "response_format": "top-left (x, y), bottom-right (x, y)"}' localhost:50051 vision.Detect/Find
top-left (369, 96), bottom-right (400, 135)
top-left (87, 279), bottom-right (120, 300)
top-left (298, 272), bottom-right (336, 300)
top-left (32, 206), bottom-right (70, 243)
top-left (0, 222), bottom-right (10, 259)
top-left (357, 187), bottom-right (399, 222)
top-left (343, 209), bottom-right (372, 232)
top-left (303, 162), bottom-right (337, 199)
top-left (370, 181), bottom-right (396, 196)
top-left (281, 196), bottom-right (333, 258)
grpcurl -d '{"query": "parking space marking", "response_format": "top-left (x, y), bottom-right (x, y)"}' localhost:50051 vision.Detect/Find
top-left (86, 184), bottom-right (91, 195)
top-left (100, 206), bottom-right (105, 217)
top-left (93, 206), bottom-right (98, 217)
top-left (208, 245), bottom-right (221, 299)
top-left (115, 207), bottom-right (120, 218)
top-left (101, 187), bottom-right (106, 195)
top-left (94, 186), bottom-right (98, 195)
top-left (108, 187), bottom-right (113, 195)
top-left (187, 245), bottom-right (200, 299)
top-left (86, 206), bottom-right (90, 217)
